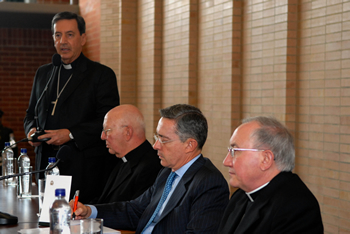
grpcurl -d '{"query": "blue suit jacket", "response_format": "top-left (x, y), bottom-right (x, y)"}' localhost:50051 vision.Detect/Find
top-left (95, 155), bottom-right (229, 234)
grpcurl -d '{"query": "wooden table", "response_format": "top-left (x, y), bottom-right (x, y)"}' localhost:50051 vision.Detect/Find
top-left (0, 183), bottom-right (135, 234)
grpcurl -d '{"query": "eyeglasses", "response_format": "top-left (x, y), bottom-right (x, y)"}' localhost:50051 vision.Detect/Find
top-left (102, 129), bottom-right (112, 135)
top-left (227, 147), bottom-right (265, 158)
top-left (102, 125), bottom-right (128, 135)
top-left (154, 134), bottom-right (176, 144)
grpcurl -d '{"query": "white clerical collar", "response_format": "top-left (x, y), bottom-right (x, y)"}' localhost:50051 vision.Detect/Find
top-left (62, 63), bottom-right (72, 69)
top-left (121, 157), bottom-right (128, 163)
top-left (245, 182), bottom-right (269, 202)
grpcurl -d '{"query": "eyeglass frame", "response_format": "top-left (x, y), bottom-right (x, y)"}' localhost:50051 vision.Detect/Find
top-left (154, 134), bottom-right (177, 144)
top-left (102, 129), bottom-right (112, 135)
top-left (227, 146), bottom-right (265, 158)
top-left (102, 125), bottom-right (128, 135)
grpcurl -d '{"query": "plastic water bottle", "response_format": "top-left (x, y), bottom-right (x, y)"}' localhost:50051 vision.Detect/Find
top-left (2, 142), bottom-right (17, 186)
top-left (17, 148), bottom-right (32, 197)
top-left (50, 188), bottom-right (71, 234)
top-left (45, 157), bottom-right (60, 178)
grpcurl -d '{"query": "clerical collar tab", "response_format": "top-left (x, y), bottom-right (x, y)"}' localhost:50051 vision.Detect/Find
top-left (122, 157), bottom-right (128, 163)
top-left (62, 63), bottom-right (72, 69)
top-left (245, 181), bottom-right (270, 202)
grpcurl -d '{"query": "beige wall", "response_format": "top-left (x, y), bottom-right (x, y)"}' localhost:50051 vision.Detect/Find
top-left (82, 0), bottom-right (350, 233)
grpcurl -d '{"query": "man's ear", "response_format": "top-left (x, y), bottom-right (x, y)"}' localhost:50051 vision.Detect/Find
top-left (124, 126), bottom-right (133, 141)
top-left (185, 139), bottom-right (198, 153)
top-left (81, 33), bottom-right (87, 46)
top-left (260, 150), bottom-right (274, 171)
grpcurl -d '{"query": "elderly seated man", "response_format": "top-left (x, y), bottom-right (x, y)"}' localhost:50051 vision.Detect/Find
top-left (218, 116), bottom-right (323, 234)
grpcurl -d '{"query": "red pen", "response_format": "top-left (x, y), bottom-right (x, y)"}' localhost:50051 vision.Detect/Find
top-left (72, 190), bottom-right (80, 219)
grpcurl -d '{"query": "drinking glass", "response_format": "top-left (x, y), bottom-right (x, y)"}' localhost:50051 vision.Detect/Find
top-left (80, 218), bottom-right (103, 234)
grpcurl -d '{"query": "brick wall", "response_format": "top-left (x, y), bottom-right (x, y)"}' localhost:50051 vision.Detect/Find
top-left (0, 28), bottom-right (56, 165)
top-left (37, 0), bottom-right (70, 4)
top-left (97, 0), bottom-right (350, 232)
top-left (297, 1), bottom-right (350, 232)
top-left (79, 0), bottom-right (101, 62)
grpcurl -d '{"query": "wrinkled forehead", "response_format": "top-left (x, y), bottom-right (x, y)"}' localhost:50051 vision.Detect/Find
top-left (53, 19), bottom-right (79, 33)
top-left (230, 121), bottom-right (260, 147)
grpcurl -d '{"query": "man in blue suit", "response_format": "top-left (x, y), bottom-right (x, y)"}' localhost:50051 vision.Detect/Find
top-left (71, 104), bottom-right (229, 233)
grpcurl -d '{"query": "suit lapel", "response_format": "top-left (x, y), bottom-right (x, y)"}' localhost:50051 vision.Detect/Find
top-left (45, 66), bottom-right (56, 107)
top-left (156, 156), bottom-right (206, 223)
top-left (137, 168), bottom-right (170, 230)
top-left (40, 66), bottom-right (56, 128)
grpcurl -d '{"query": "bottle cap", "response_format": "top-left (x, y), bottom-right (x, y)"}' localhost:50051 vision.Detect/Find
top-left (48, 157), bottom-right (56, 163)
top-left (55, 188), bottom-right (65, 197)
top-left (21, 148), bottom-right (27, 153)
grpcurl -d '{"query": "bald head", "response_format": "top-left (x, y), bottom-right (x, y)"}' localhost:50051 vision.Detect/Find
top-left (101, 105), bottom-right (146, 158)
top-left (107, 104), bottom-right (145, 137)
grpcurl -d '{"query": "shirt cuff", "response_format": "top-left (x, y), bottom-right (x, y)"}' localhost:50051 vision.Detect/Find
top-left (87, 205), bottom-right (98, 218)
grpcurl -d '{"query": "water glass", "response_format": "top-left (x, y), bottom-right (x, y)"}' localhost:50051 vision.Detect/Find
top-left (80, 218), bottom-right (103, 234)
top-left (38, 178), bottom-right (46, 214)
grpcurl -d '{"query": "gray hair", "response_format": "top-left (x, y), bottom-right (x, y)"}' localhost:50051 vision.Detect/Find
top-left (242, 116), bottom-right (295, 171)
top-left (159, 104), bottom-right (208, 149)
top-left (52, 11), bottom-right (86, 35)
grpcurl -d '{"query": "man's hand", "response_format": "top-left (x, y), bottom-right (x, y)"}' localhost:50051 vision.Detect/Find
top-left (40, 129), bottom-right (71, 145)
top-left (27, 128), bottom-right (41, 147)
top-left (69, 200), bottom-right (92, 220)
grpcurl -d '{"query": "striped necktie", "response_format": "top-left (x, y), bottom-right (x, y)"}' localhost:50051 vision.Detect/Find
top-left (142, 171), bottom-right (177, 232)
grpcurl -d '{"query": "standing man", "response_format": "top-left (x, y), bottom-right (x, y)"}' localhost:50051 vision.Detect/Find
top-left (90, 104), bottom-right (163, 204)
top-left (71, 104), bottom-right (229, 233)
top-left (24, 11), bottom-right (120, 203)
top-left (218, 116), bottom-right (323, 233)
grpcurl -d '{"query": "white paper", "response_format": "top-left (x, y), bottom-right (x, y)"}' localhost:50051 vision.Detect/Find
top-left (38, 175), bottom-right (72, 224)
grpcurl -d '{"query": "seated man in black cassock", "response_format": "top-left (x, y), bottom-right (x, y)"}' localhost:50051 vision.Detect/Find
top-left (218, 116), bottom-right (323, 234)
top-left (90, 104), bottom-right (163, 204)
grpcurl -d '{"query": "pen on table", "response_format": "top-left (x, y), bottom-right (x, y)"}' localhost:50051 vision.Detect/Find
top-left (72, 190), bottom-right (80, 219)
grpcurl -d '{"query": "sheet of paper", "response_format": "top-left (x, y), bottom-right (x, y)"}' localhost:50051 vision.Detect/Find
top-left (38, 175), bottom-right (72, 224)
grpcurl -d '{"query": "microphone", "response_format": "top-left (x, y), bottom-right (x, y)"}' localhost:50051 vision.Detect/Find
top-left (31, 53), bottom-right (62, 142)
top-left (0, 145), bottom-right (71, 181)
top-left (52, 53), bottom-right (62, 66)
top-left (55, 145), bottom-right (72, 162)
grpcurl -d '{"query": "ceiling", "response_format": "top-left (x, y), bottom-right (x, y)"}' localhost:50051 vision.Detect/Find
top-left (0, 1), bottom-right (79, 29)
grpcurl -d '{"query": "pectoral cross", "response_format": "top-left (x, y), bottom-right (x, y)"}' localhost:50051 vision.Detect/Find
top-left (51, 99), bottom-right (58, 116)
